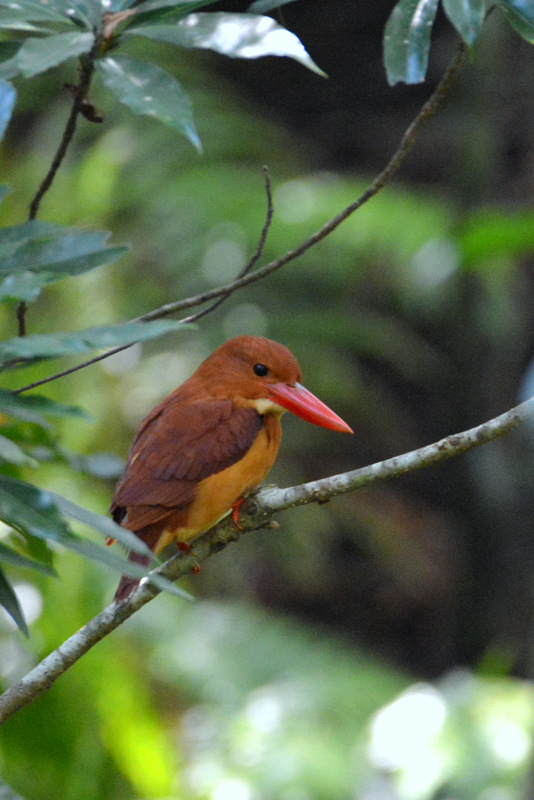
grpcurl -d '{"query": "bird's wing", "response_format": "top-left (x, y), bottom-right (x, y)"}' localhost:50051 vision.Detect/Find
top-left (111, 398), bottom-right (263, 521)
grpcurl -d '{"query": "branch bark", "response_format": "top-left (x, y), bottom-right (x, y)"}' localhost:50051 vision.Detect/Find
top-left (0, 390), bottom-right (531, 725)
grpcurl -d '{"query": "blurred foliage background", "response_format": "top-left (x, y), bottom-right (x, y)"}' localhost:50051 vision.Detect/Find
top-left (2, 1), bottom-right (534, 798)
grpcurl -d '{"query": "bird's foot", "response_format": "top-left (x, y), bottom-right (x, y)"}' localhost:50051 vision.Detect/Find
top-left (230, 497), bottom-right (246, 529)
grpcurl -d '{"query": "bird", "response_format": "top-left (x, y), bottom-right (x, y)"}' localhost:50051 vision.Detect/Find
top-left (109, 335), bottom-right (352, 601)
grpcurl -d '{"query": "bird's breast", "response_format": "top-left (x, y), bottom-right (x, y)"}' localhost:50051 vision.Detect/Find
top-left (156, 413), bottom-right (282, 551)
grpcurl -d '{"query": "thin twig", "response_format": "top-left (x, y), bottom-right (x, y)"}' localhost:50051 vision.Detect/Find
top-left (13, 40), bottom-right (467, 394)
top-left (181, 164), bottom-right (274, 324)
top-left (13, 168), bottom-right (274, 394)
top-left (15, 41), bottom-right (100, 337)
top-left (0, 389), bottom-right (531, 724)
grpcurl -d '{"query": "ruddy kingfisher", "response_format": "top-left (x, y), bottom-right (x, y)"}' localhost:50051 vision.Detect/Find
top-left (110, 335), bottom-right (352, 600)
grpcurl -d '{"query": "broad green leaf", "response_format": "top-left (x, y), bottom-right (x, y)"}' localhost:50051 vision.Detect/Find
top-left (16, 31), bottom-right (94, 77)
top-left (96, 55), bottom-right (201, 148)
top-left (0, 566), bottom-right (28, 634)
top-left (0, 475), bottom-right (74, 543)
top-left (0, 476), bottom-right (185, 596)
top-left (497, 0), bottom-right (534, 42)
top-left (0, 0), bottom-right (81, 23)
top-left (0, 540), bottom-right (56, 575)
top-left (0, 270), bottom-right (57, 302)
top-left (0, 388), bottom-right (89, 427)
top-left (0, 433), bottom-right (37, 466)
top-left (443, 0), bottom-right (485, 46)
top-left (0, 16), bottom-right (51, 30)
top-left (248, 0), bottom-right (298, 12)
top-left (0, 79), bottom-right (15, 142)
top-left (0, 223), bottom-right (128, 280)
top-left (0, 41), bottom-right (21, 62)
top-left (0, 319), bottom-right (191, 366)
top-left (130, 0), bottom-right (216, 15)
top-left (51, 492), bottom-right (154, 556)
top-left (383, 0), bottom-right (440, 85)
top-left (126, 12), bottom-right (326, 76)
top-left (0, 184), bottom-right (10, 202)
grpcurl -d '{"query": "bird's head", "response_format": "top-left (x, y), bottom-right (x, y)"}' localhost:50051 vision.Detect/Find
top-left (195, 335), bottom-right (353, 434)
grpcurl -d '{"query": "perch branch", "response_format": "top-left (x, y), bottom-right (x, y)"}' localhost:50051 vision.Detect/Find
top-left (0, 387), bottom-right (531, 725)
top-left (14, 39), bottom-right (467, 393)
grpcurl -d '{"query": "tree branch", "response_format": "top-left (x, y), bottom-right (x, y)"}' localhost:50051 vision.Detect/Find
top-left (0, 388), bottom-right (530, 725)
top-left (14, 39), bottom-right (467, 393)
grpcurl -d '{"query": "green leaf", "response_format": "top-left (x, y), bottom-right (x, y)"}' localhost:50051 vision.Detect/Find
top-left (0, 319), bottom-right (191, 366)
top-left (0, 0), bottom-right (81, 23)
top-left (0, 475), bottom-right (74, 542)
top-left (383, 0), bottom-right (440, 85)
top-left (443, 0), bottom-right (485, 46)
top-left (0, 270), bottom-right (57, 302)
top-left (247, 0), bottom-right (298, 12)
top-left (51, 492), bottom-right (153, 556)
top-left (0, 433), bottom-right (37, 466)
top-left (0, 184), bottom-right (10, 202)
top-left (0, 540), bottom-right (56, 575)
top-left (0, 566), bottom-right (28, 635)
top-left (0, 223), bottom-right (128, 291)
top-left (0, 79), bottom-right (15, 142)
top-left (96, 55), bottom-right (201, 149)
top-left (0, 388), bottom-right (89, 427)
top-left (16, 31), bottom-right (94, 77)
top-left (126, 12), bottom-right (326, 76)
top-left (130, 0), bottom-right (217, 15)
top-left (496, 0), bottom-right (534, 42)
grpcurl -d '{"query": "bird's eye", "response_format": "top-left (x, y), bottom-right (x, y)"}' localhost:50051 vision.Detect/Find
top-left (253, 363), bottom-right (268, 377)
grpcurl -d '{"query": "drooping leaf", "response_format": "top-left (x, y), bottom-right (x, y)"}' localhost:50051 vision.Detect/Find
top-left (0, 433), bottom-right (37, 466)
top-left (51, 492), bottom-right (153, 556)
top-left (16, 30), bottom-right (94, 77)
top-left (0, 388), bottom-right (90, 428)
top-left (247, 0), bottom-right (298, 12)
top-left (0, 540), bottom-right (56, 575)
top-left (126, 12), bottom-right (326, 76)
top-left (0, 319), bottom-right (191, 366)
top-left (442, 0), bottom-right (485, 46)
top-left (96, 55), bottom-right (201, 148)
top-left (0, 566), bottom-right (28, 635)
top-left (0, 79), bottom-right (15, 142)
top-left (0, 475), bottom-right (75, 543)
top-left (496, 0), bottom-right (534, 42)
top-left (383, 0), bottom-right (440, 85)
top-left (0, 476), bottom-right (186, 596)
top-left (0, 224), bottom-right (128, 279)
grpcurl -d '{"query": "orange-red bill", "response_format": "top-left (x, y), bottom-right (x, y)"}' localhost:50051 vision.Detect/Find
top-left (266, 381), bottom-right (353, 434)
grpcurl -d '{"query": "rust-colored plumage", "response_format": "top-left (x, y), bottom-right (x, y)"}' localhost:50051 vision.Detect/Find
top-left (110, 335), bottom-right (352, 600)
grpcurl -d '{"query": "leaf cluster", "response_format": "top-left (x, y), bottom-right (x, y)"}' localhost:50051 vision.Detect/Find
top-left (384, 0), bottom-right (534, 85)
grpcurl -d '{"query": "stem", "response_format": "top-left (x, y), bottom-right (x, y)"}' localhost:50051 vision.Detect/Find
top-left (16, 41), bottom-right (100, 336)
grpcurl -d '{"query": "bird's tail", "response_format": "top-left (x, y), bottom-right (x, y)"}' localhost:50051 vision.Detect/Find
top-left (113, 524), bottom-right (161, 603)
top-left (114, 550), bottom-right (151, 602)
